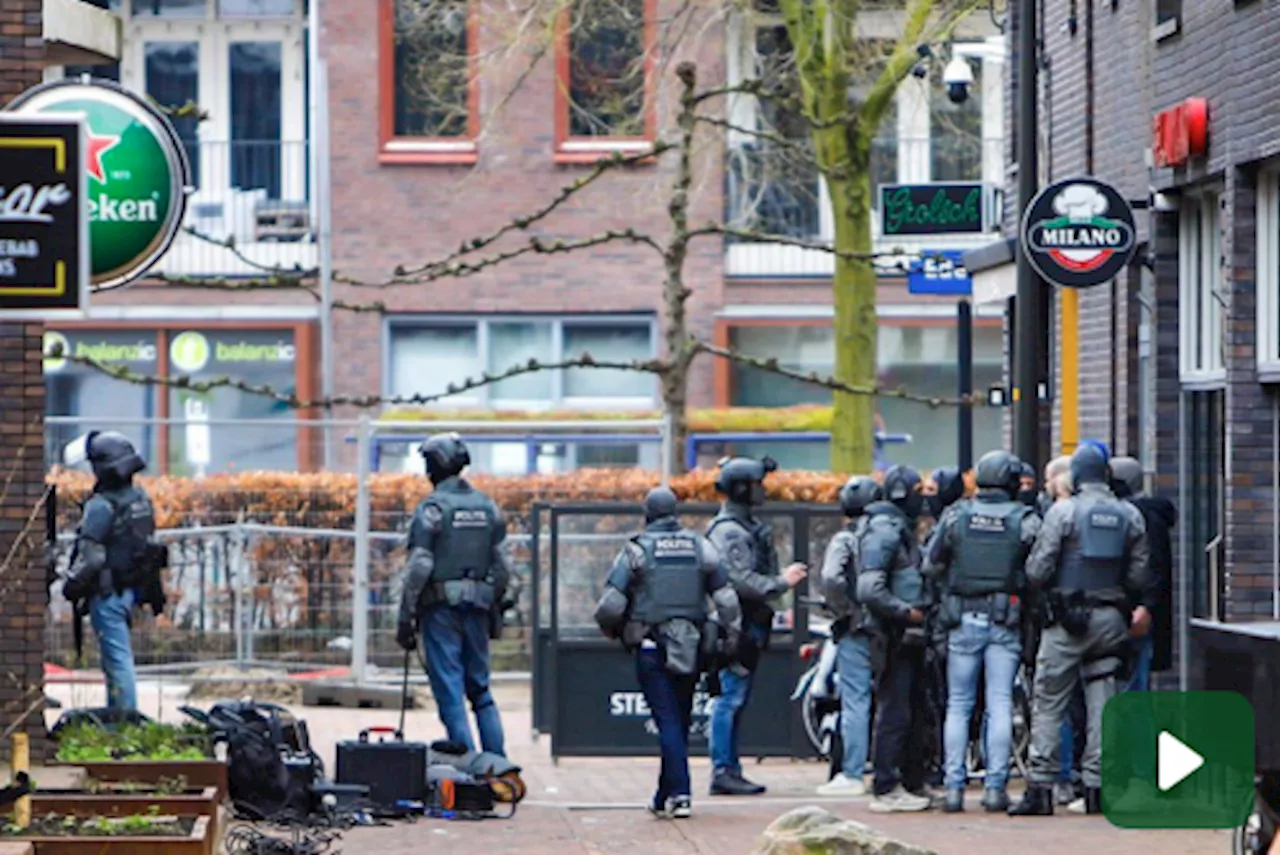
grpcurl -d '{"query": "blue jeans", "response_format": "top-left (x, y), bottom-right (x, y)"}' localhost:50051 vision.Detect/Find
top-left (90, 590), bottom-right (137, 711)
top-left (836, 632), bottom-right (873, 779)
top-left (1125, 634), bottom-right (1153, 693)
top-left (709, 623), bottom-right (767, 774)
top-left (636, 648), bottom-right (697, 803)
top-left (943, 612), bottom-right (1021, 792)
top-left (420, 604), bottom-right (505, 755)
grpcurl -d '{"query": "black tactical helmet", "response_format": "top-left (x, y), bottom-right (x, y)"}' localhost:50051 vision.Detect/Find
top-left (975, 450), bottom-right (1020, 494)
top-left (1070, 443), bottom-right (1109, 488)
top-left (83, 431), bottom-right (147, 485)
top-left (420, 432), bottom-right (471, 483)
top-left (643, 486), bottom-right (679, 523)
top-left (1110, 456), bottom-right (1143, 498)
top-left (838, 475), bottom-right (882, 518)
top-left (881, 464), bottom-right (924, 519)
top-left (714, 456), bottom-right (777, 507)
top-left (930, 466), bottom-right (965, 510)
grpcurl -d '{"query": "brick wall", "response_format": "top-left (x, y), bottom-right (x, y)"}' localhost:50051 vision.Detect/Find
top-left (322, 0), bottom-right (726, 415)
top-left (1, 0), bottom-right (50, 762)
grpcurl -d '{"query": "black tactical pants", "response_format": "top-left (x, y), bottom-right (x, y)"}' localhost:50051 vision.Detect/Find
top-left (872, 641), bottom-right (930, 796)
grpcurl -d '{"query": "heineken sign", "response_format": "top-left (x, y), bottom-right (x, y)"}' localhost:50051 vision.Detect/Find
top-left (879, 183), bottom-right (991, 236)
top-left (1021, 177), bottom-right (1137, 289)
top-left (7, 79), bottom-right (191, 291)
top-left (0, 115), bottom-right (88, 313)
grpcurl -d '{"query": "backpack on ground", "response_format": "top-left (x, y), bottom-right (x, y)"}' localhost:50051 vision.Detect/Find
top-left (181, 701), bottom-right (323, 820)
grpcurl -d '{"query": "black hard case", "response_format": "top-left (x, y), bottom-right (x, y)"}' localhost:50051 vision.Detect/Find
top-left (335, 726), bottom-right (427, 809)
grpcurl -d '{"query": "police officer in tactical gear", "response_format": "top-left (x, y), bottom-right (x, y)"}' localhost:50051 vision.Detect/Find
top-left (397, 433), bottom-right (512, 756)
top-left (61, 431), bottom-right (159, 711)
top-left (1008, 444), bottom-right (1150, 817)
top-left (925, 450), bottom-right (1041, 813)
top-left (858, 465), bottom-right (933, 813)
top-left (594, 487), bottom-right (742, 819)
top-left (925, 467), bottom-right (966, 525)
top-left (814, 476), bottom-right (882, 797)
top-left (705, 456), bottom-right (807, 797)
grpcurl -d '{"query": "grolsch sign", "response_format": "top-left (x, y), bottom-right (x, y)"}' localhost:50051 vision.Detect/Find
top-left (0, 116), bottom-right (89, 312)
top-left (1021, 177), bottom-right (1137, 289)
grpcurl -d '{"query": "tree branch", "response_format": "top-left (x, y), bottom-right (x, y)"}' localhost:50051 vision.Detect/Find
top-left (53, 349), bottom-right (668, 410)
top-left (695, 342), bottom-right (987, 409)
top-left (342, 142), bottom-right (675, 287)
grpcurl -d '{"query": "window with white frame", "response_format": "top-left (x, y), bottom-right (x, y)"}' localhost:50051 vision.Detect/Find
top-left (1257, 168), bottom-right (1280, 375)
top-left (1179, 192), bottom-right (1224, 380)
top-left (386, 316), bottom-right (659, 473)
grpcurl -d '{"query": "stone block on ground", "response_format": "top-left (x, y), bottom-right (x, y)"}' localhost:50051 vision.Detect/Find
top-left (751, 806), bottom-right (939, 855)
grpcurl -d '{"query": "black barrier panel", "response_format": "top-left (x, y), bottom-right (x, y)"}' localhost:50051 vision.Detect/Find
top-left (1192, 621), bottom-right (1280, 771)
top-left (538, 502), bottom-right (842, 760)
top-left (551, 642), bottom-right (796, 757)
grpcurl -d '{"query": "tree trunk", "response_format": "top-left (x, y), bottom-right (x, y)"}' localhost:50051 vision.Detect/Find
top-left (662, 359), bottom-right (691, 478)
top-left (816, 127), bottom-right (877, 474)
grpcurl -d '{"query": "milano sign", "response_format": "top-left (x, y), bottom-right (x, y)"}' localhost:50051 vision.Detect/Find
top-left (1021, 177), bottom-right (1138, 289)
top-left (8, 78), bottom-right (191, 295)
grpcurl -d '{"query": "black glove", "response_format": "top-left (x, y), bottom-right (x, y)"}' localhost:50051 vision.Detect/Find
top-left (62, 570), bottom-right (93, 604)
top-left (396, 620), bottom-right (418, 652)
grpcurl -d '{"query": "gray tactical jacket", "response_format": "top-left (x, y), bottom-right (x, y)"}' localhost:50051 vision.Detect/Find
top-left (1025, 482), bottom-right (1151, 607)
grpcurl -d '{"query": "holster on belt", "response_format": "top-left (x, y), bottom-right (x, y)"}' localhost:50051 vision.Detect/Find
top-left (1050, 589), bottom-right (1091, 636)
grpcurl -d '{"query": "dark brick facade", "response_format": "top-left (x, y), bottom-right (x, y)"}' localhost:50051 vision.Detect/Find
top-left (0, 0), bottom-right (51, 760)
top-left (1008, 0), bottom-right (1280, 673)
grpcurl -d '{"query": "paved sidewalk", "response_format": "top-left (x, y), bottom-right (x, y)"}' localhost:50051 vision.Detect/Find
top-left (42, 679), bottom-right (1229, 854)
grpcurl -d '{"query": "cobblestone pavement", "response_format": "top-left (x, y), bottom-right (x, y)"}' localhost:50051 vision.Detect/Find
top-left (40, 678), bottom-right (1229, 855)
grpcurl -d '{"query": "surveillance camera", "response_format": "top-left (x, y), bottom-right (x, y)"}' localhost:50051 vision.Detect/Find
top-left (943, 56), bottom-right (974, 104)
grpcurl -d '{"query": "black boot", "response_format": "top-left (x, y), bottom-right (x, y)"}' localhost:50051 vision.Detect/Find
top-left (982, 788), bottom-right (1011, 813)
top-left (1083, 787), bottom-right (1102, 815)
top-left (710, 770), bottom-right (765, 796)
top-left (1007, 784), bottom-right (1054, 816)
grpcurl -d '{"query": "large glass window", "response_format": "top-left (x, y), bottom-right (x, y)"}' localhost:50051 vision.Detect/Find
top-left (390, 0), bottom-right (473, 140)
top-left (166, 329), bottom-right (299, 475)
top-left (44, 330), bottom-right (160, 469)
top-left (561, 0), bottom-right (650, 141)
top-left (145, 42), bottom-right (201, 188)
top-left (1179, 193), bottom-right (1223, 379)
top-left (387, 316), bottom-right (657, 473)
top-left (229, 42), bottom-right (283, 198)
top-left (728, 321), bottom-right (1004, 472)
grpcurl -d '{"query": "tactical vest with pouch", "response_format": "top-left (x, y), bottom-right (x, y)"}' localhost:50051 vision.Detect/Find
top-left (1058, 499), bottom-right (1129, 593)
top-left (629, 530), bottom-right (705, 626)
top-left (947, 499), bottom-right (1027, 597)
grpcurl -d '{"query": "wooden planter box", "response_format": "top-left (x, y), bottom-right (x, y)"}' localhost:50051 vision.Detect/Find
top-left (48, 762), bottom-right (227, 803)
top-left (8, 815), bottom-right (212, 855)
top-left (31, 787), bottom-right (219, 819)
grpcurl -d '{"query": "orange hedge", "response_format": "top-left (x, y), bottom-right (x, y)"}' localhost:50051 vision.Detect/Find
top-left (49, 468), bottom-right (858, 531)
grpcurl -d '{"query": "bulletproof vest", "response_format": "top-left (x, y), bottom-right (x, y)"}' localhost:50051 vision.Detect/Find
top-left (425, 486), bottom-right (496, 583)
top-left (99, 486), bottom-right (156, 576)
top-left (868, 515), bottom-right (926, 607)
top-left (628, 529), bottom-right (706, 626)
top-left (948, 499), bottom-right (1027, 597)
top-left (1057, 498), bottom-right (1129, 592)
top-left (707, 513), bottom-right (777, 581)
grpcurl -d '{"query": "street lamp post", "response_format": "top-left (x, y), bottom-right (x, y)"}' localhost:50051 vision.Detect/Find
top-left (1013, 0), bottom-right (1043, 468)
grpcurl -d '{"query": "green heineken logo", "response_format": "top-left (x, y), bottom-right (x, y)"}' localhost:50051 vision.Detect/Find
top-left (7, 80), bottom-right (190, 291)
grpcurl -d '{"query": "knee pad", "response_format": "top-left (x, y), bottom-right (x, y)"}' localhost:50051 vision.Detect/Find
top-left (1081, 656), bottom-right (1121, 683)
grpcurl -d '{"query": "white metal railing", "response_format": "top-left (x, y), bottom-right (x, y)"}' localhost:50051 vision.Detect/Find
top-left (151, 139), bottom-right (317, 278)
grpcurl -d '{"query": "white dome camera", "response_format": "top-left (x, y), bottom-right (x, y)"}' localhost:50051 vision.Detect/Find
top-left (942, 56), bottom-right (974, 104)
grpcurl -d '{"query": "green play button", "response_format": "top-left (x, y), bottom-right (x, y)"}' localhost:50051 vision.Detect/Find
top-left (1102, 691), bottom-right (1254, 829)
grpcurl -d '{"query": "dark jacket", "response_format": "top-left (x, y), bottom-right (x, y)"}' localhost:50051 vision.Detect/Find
top-left (1132, 494), bottom-right (1176, 672)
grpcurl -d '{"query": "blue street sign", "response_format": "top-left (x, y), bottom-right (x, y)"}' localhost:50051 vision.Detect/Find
top-left (907, 249), bottom-right (972, 295)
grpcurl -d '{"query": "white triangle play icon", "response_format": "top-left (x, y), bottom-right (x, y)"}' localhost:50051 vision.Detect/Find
top-left (1158, 731), bottom-right (1204, 792)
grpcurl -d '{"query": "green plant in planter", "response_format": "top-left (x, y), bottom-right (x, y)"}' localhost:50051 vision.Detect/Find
top-left (56, 722), bottom-right (212, 762)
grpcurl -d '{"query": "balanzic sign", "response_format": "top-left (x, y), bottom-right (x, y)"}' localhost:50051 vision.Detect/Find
top-left (1021, 177), bottom-right (1137, 289)
top-left (0, 115), bottom-right (89, 312)
top-left (7, 78), bottom-right (191, 291)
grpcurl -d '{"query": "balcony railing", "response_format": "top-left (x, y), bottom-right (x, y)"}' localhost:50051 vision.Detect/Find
top-left (150, 139), bottom-right (318, 279)
top-left (725, 135), bottom-right (1005, 278)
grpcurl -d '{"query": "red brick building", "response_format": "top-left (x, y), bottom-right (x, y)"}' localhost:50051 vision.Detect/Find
top-left (39, 0), bottom-right (1010, 476)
